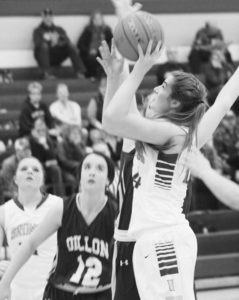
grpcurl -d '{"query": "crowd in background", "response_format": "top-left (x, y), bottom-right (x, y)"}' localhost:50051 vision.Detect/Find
top-left (0, 8), bottom-right (239, 212)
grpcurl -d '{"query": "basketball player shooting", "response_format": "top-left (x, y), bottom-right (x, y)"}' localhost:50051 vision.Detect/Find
top-left (98, 30), bottom-right (239, 299)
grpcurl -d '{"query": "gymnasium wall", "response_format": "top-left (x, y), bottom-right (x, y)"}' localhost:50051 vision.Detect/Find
top-left (0, 0), bottom-right (239, 66)
top-left (0, 13), bottom-right (239, 50)
top-left (0, 0), bottom-right (239, 16)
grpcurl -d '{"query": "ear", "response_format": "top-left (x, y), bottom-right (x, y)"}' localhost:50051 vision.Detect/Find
top-left (170, 99), bottom-right (181, 109)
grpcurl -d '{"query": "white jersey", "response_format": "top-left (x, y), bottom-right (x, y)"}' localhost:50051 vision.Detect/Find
top-left (3, 194), bottom-right (59, 300)
top-left (129, 144), bottom-right (190, 239)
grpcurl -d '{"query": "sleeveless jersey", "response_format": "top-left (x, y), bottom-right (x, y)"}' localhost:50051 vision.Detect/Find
top-left (3, 194), bottom-right (58, 290)
top-left (48, 194), bottom-right (117, 293)
top-left (114, 149), bottom-right (141, 242)
top-left (129, 145), bottom-right (190, 238)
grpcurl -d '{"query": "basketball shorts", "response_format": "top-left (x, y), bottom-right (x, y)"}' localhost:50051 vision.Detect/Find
top-left (42, 282), bottom-right (111, 300)
top-left (132, 224), bottom-right (197, 300)
top-left (112, 241), bottom-right (140, 300)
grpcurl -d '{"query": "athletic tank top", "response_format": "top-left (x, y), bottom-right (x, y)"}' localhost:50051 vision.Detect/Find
top-left (48, 194), bottom-right (117, 292)
top-left (114, 149), bottom-right (140, 242)
top-left (129, 144), bottom-right (190, 238)
top-left (3, 194), bottom-right (58, 289)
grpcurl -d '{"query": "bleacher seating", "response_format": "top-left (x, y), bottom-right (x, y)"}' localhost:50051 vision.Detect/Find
top-left (188, 210), bottom-right (239, 292)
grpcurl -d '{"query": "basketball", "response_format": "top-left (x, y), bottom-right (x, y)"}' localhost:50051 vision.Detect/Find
top-left (113, 11), bottom-right (164, 62)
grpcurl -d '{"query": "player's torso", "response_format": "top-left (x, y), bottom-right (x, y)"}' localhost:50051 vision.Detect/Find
top-left (129, 145), bottom-right (189, 237)
top-left (50, 194), bottom-right (116, 292)
top-left (3, 194), bottom-right (58, 288)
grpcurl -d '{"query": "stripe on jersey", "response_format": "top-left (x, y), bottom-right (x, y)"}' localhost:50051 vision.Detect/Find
top-left (154, 153), bottom-right (177, 190)
top-left (154, 242), bottom-right (179, 277)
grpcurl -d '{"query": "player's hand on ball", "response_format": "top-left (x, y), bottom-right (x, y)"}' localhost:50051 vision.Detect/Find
top-left (135, 39), bottom-right (163, 74)
top-left (97, 40), bottom-right (124, 77)
top-left (0, 260), bottom-right (10, 279)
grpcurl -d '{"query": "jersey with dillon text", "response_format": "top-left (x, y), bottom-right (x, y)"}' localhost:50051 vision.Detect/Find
top-left (129, 145), bottom-right (191, 239)
top-left (48, 194), bottom-right (117, 293)
top-left (3, 194), bottom-right (58, 291)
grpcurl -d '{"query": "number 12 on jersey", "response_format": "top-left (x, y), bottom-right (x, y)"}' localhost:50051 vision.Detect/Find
top-left (70, 255), bottom-right (102, 287)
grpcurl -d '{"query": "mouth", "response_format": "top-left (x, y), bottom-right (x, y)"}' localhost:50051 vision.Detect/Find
top-left (26, 176), bottom-right (33, 181)
top-left (88, 179), bottom-right (95, 184)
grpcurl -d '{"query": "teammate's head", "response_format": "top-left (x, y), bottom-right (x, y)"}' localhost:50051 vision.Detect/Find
top-left (14, 157), bottom-right (45, 191)
top-left (78, 152), bottom-right (115, 193)
top-left (145, 71), bottom-right (208, 150)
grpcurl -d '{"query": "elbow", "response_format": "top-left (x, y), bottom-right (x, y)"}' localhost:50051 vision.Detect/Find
top-left (102, 113), bottom-right (119, 135)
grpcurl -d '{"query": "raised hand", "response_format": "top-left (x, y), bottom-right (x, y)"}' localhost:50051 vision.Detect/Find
top-left (134, 39), bottom-right (163, 74)
top-left (97, 40), bottom-right (124, 77)
top-left (111, 0), bottom-right (142, 18)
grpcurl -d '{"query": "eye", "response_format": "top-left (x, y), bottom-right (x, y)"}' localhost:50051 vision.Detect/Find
top-left (19, 166), bottom-right (28, 171)
top-left (84, 163), bottom-right (90, 169)
top-left (33, 167), bottom-right (40, 172)
top-left (97, 165), bottom-right (104, 171)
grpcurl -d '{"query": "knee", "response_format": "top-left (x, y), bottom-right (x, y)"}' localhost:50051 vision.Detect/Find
top-left (35, 42), bottom-right (49, 53)
top-left (67, 43), bottom-right (78, 54)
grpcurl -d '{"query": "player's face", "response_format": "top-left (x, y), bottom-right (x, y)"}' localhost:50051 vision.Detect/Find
top-left (145, 75), bottom-right (174, 118)
top-left (15, 157), bottom-right (44, 190)
top-left (80, 154), bottom-right (108, 191)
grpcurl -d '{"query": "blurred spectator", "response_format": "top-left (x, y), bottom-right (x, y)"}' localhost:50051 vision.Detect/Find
top-left (87, 76), bottom-right (106, 129)
top-left (156, 48), bottom-right (185, 85)
top-left (57, 125), bottom-right (86, 186)
top-left (19, 82), bottom-right (54, 137)
top-left (213, 110), bottom-right (239, 179)
top-left (49, 83), bottom-right (82, 129)
top-left (92, 141), bottom-right (111, 158)
top-left (188, 22), bottom-right (233, 74)
top-left (29, 118), bottom-right (64, 197)
top-left (33, 8), bottom-right (85, 79)
top-left (87, 128), bottom-right (104, 148)
top-left (77, 10), bottom-right (113, 80)
top-left (201, 49), bottom-right (235, 105)
top-left (0, 137), bottom-right (31, 203)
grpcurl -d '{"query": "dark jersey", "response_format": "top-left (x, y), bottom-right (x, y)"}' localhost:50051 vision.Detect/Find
top-left (115, 149), bottom-right (141, 241)
top-left (48, 194), bottom-right (116, 292)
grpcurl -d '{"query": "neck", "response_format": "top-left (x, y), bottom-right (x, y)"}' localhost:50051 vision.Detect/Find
top-left (18, 188), bottom-right (42, 208)
top-left (78, 189), bottom-right (106, 212)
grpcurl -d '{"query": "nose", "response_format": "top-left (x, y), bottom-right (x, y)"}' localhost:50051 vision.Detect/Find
top-left (27, 167), bottom-right (33, 174)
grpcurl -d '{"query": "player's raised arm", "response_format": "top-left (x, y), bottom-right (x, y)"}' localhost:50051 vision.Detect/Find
top-left (197, 67), bottom-right (239, 148)
top-left (184, 148), bottom-right (239, 210)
